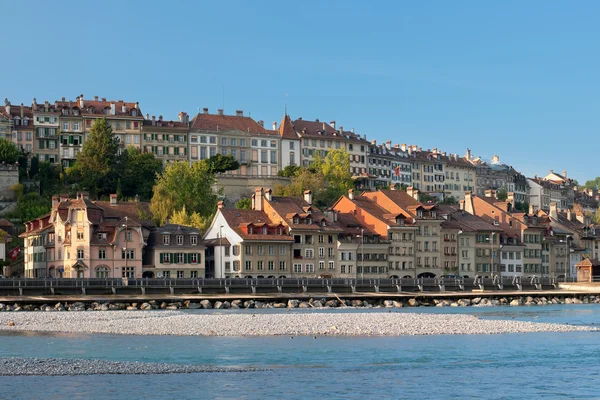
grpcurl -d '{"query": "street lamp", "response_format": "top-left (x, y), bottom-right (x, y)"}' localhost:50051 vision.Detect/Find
top-left (122, 216), bottom-right (128, 279)
top-left (219, 225), bottom-right (224, 278)
top-left (456, 230), bottom-right (463, 279)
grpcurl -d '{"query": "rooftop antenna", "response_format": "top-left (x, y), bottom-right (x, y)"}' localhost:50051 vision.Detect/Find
top-left (284, 92), bottom-right (288, 115)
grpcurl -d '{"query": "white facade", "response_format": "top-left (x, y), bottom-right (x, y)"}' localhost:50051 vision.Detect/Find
top-left (280, 138), bottom-right (300, 168)
top-left (203, 210), bottom-right (242, 279)
top-left (499, 246), bottom-right (524, 278)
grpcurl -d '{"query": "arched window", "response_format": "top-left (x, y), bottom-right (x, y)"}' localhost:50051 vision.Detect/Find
top-left (95, 265), bottom-right (110, 278)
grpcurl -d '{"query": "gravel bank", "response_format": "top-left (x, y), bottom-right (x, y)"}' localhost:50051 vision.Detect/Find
top-left (0, 310), bottom-right (595, 336)
top-left (0, 357), bottom-right (263, 376)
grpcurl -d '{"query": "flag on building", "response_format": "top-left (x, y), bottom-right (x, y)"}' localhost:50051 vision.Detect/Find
top-left (394, 166), bottom-right (401, 177)
top-left (8, 246), bottom-right (20, 261)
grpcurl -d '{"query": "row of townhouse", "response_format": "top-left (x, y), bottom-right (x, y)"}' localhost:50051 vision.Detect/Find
top-left (2, 96), bottom-right (581, 208)
top-left (19, 186), bottom-right (600, 280)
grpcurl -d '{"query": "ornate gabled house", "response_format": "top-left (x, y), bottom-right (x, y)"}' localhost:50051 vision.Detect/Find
top-left (21, 193), bottom-right (153, 279)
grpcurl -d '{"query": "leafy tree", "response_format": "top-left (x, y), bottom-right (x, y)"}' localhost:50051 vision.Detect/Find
top-left (150, 161), bottom-right (218, 225)
top-left (37, 161), bottom-right (61, 196)
top-left (585, 177), bottom-right (600, 190)
top-left (0, 138), bottom-right (20, 164)
top-left (29, 156), bottom-right (39, 178)
top-left (17, 150), bottom-right (29, 180)
top-left (73, 118), bottom-right (119, 198)
top-left (206, 154), bottom-right (240, 174)
top-left (6, 191), bottom-right (51, 221)
top-left (116, 147), bottom-right (162, 200)
top-left (441, 195), bottom-right (458, 205)
top-left (497, 188), bottom-right (508, 202)
top-left (116, 178), bottom-right (123, 200)
top-left (235, 197), bottom-right (252, 209)
top-left (514, 201), bottom-right (530, 213)
top-left (169, 206), bottom-right (211, 232)
top-left (277, 165), bottom-right (300, 178)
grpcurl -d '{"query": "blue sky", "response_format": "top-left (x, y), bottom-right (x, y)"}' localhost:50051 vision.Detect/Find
top-left (2, 1), bottom-right (599, 183)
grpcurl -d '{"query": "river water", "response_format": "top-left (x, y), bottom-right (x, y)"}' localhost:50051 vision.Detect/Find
top-left (2, 305), bottom-right (600, 400)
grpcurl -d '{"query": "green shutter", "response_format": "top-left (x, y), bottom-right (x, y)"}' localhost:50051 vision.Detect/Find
top-left (69, 135), bottom-right (73, 144)
top-left (184, 253), bottom-right (189, 264)
top-left (198, 253), bottom-right (201, 263)
top-left (39, 140), bottom-right (44, 149)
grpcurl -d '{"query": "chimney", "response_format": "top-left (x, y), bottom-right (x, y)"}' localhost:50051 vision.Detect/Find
top-left (567, 208), bottom-right (573, 221)
top-left (44, 100), bottom-right (49, 111)
top-left (272, 121), bottom-right (277, 130)
top-left (110, 102), bottom-right (116, 115)
top-left (304, 189), bottom-right (313, 205)
top-left (60, 97), bottom-right (65, 102)
top-left (401, 144), bottom-right (407, 151)
top-left (339, 126), bottom-right (343, 134)
top-left (217, 201), bottom-right (224, 209)
top-left (145, 113), bottom-right (149, 120)
top-left (562, 170), bottom-right (567, 179)
top-left (59, 194), bottom-right (69, 203)
top-left (348, 189), bottom-right (355, 200)
top-left (79, 95), bottom-right (84, 108)
top-left (330, 120), bottom-right (336, 129)
top-left (20, 103), bottom-right (24, 119)
top-left (236, 110), bottom-right (243, 117)
top-left (507, 192), bottom-right (514, 204)
top-left (257, 120), bottom-right (264, 127)
top-left (529, 204), bottom-right (537, 215)
top-left (3, 98), bottom-right (9, 115)
top-left (406, 186), bottom-right (416, 200)
top-left (484, 189), bottom-right (496, 199)
top-left (371, 140), bottom-right (377, 145)
top-left (459, 199), bottom-right (465, 211)
top-left (265, 188), bottom-right (272, 202)
top-left (464, 191), bottom-right (474, 214)
top-left (466, 148), bottom-right (471, 160)
top-left (122, 104), bottom-right (127, 113)
top-left (159, 115), bottom-right (163, 122)
top-left (254, 188), bottom-right (263, 211)
top-left (52, 196), bottom-right (59, 208)
top-left (217, 109), bottom-right (224, 116)
top-left (135, 102), bottom-right (139, 109)
top-left (110, 194), bottom-right (117, 205)
top-left (491, 155), bottom-right (499, 163)
top-left (152, 116), bottom-right (156, 126)
top-left (203, 108), bottom-right (209, 114)
top-left (94, 96), bottom-right (99, 101)
top-left (322, 123), bottom-right (326, 131)
top-left (394, 144), bottom-right (400, 149)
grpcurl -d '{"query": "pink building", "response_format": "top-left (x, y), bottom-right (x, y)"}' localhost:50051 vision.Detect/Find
top-left (22, 194), bottom-right (153, 278)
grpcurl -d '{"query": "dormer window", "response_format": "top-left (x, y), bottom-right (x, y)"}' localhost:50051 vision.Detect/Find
top-left (417, 210), bottom-right (423, 219)
top-left (278, 227), bottom-right (283, 235)
top-left (248, 226), bottom-right (253, 234)
top-left (163, 235), bottom-right (170, 245)
top-left (131, 109), bottom-right (137, 116)
top-left (431, 211), bottom-right (436, 219)
top-left (307, 218), bottom-right (312, 224)
top-left (262, 227), bottom-right (267, 235)
top-left (396, 217), bottom-right (405, 226)
top-left (293, 217), bottom-right (299, 224)
top-left (177, 235), bottom-right (184, 245)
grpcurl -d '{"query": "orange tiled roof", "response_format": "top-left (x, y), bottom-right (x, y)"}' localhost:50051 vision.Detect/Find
top-left (190, 112), bottom-right (269, 134)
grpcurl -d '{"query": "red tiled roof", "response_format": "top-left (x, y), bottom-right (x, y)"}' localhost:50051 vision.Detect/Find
top-left (279, 114), bottom-right (298, 140)
top-left (220, 208), bottom-right (294, 241)
top-left (292, 119), bottom-right (366, 142)
top-left (268, 196), bottom-right (343, 232)
top-left (190, 112), bottom-right (269, 135)
top-left (56, 98), bottom-right (142, 118)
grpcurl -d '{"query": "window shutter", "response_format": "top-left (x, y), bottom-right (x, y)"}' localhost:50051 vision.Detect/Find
top-left (69, 135), bottom-right (73, 144)
top-left (197, 253), bottom-right (201, 263)
top-left (39, 140), bottom-right (44, 149)
top-left (185, 253), bottom-right (189, 264)
top-left (160, 253), bottom-right (164, 263)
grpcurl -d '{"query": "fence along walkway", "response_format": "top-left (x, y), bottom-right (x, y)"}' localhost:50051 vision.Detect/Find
top-left (0, 276), bottom-right (560, 296)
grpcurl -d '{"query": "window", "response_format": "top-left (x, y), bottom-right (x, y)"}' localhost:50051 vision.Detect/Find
top-left (178, 253), bottom-right (184, 264)
top-left (122, 267), bottom-right (135, 278)
top-left (279, 246), bottom-right (286, 255)
top-left (122, 249), bottom-right (135, 259)
top-left (305, 249), bottom-right (314, 259)
top-left (257, 245), bottom-right (264, 255)
top-left (305, 264), bottom-right (314, 273)
top-left (245, 261), bottom-right (252, 271)
top-left (77, 230), bottom-right (84, 240)
top-left (77, 249), bottom-right (84, 259)
top-left (329, 261), bottom-right (335, 270)
top-left (126, 231), bottom-right (132, 241)
top-left (177, 270), bottom-right (184, 278)
top-left (268, 245), bottom-right (274, 255)
top-left (279, 261), bottom-right (286, 271)
top-left (96, 266), bottom-right (109, 278)
top-left (163, 235), bottom-right (170, 245)
top-left (177, 235), bottom-right (184, 245)
top-left (190, 253), bottom-right (199, 264)
top-left (319, 247), bottom-right (325, 258)
top-left (191, 235), bottom-right (198, 245)
top-left (163, 270), bottom-right (171, 278)
top-left (268, 261), bottom-right (274, 271)
top-left (294, 263), bottom-right (302, 273)
top-left (225, 262), bottom-right (231, 271)
top-left (225, 246), bottom-right (230, 256)
top-left (98, 249), bottom-right (106, 259)
top-left (257, 261), bottom-right (264, 270)
top-left (191, 271), bottom-right (198, 278)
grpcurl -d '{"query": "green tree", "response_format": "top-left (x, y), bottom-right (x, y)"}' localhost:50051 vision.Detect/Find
top-left (169, 205), bottom-right (211, 232)
top-left (29, 156), bottom-right (39, 178)
top-left (0, 138), bottom-right (20, 164)
top-left (441, 195), bottom-right (458, 205)
top-left (277, 165), bottom-right (300, 178)
top-left (235, 197), bottom-right (252, 209)
top-left (585, 177), bottom-right (600, 190)
top-left (116, 147), bottom-right (162, 200)
top-left (73, 117), bottom-right (119, 198)
top-left (150, 161), bottom-right (218, 225)
top-left (17, 150), bottom-right (29, 180)
top-left (6, 192), bottom-right (51, 221)
top-left (514, 201), bottom-right (530, 213)
top-left (206, 154), bottom-right (240, 174)
top-left (497, 188), bottom-right (508, 201)
top-left (37, 161), bottom-right (60, 196)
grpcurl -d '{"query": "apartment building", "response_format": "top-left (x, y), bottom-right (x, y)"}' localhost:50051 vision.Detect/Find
top-left (55, 98), bottom-right (84, 167)
top-left (21, 193), bottom-right (153, 279)
top-left (4, 102), bottom-right (33, 157)
top-left (32, 99), bottom-right (60, 164)
top-left (333, 190), bottom-right (415, 278)
top-left (443, 153), bottom-right (476, 201)
top-left (367, 141), bottom-right (395, 188)
top-left (77, 95), bottom-right (143, 152)
top-left (463, 190), bottom-right (545, 277)
top-left (0, 102), bottom-right (10, 141)
top-left (409, 148), bottom-right (445, 199)
top-left (143, 224), bottom-right (205, 278)
top-left (292, 118), bottom-right (368, 178)
top-left (142, 113), bottom-right (190, 164)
